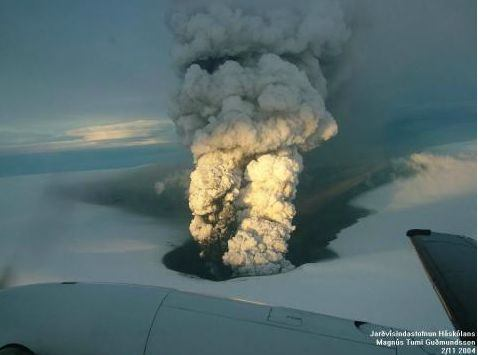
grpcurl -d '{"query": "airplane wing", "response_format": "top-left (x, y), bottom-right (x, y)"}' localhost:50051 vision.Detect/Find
top-left (407, 229), bottom-right (477, 338)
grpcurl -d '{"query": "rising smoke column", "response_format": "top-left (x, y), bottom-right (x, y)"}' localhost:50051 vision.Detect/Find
top-left (169, 2), bottom-right (349, 276)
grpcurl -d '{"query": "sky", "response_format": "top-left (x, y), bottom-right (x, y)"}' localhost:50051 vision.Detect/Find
top-left (0, 0), bottom-right (475, 160)
top-left (0, 0), bottom-right (177, 154)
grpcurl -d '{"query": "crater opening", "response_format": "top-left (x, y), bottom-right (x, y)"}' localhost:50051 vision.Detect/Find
top-left (162, 160), bottom-right (392, 281)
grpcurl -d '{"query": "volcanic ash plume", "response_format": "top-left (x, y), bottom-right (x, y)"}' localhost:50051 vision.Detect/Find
top-left (169, 2), bottom-right (349, 276)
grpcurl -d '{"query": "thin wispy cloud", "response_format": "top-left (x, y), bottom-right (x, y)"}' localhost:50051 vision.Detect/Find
top-left (0, 119), bottom-right (176, 154)
top-left (66, 120), bottom-right (171, 143)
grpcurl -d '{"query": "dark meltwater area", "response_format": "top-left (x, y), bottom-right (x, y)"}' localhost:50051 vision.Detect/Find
top-left (161, 198), bottom-right (370, 281)
top-left (53, 158), bottom-right (395, 281)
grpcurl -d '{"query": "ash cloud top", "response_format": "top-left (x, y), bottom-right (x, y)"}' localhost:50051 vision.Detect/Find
top-left (167, 1), bottom-right (349, 276)
top-left (170, 2), bottom-right (348, 68)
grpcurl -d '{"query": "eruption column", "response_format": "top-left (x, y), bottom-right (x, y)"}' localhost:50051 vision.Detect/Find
top-left (169, 3), bottom-right (348, 275)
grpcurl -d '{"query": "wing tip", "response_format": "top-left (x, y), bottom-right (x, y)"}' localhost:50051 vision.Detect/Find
top-left (406, 229), bottom-right (432, 237)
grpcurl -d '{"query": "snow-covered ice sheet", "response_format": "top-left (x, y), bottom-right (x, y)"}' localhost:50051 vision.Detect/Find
top-left (0, 142), bottom-right (475, 331)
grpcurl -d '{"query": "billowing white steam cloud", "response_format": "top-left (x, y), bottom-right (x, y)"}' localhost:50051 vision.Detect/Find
top-left (169, 2), bottom-right (349, 275)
